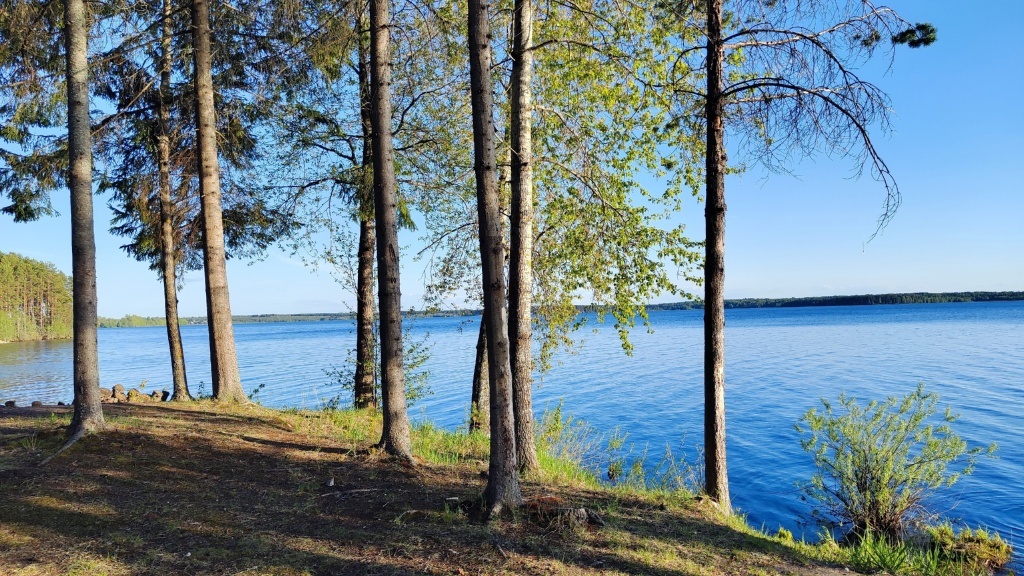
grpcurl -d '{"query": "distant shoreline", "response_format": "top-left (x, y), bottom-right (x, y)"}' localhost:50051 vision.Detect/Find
top-left (643, 290), bottom-right (1024, 311)
top-left (91, 290), bottom-right (1024, 327)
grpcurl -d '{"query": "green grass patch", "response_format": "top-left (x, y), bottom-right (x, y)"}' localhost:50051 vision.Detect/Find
top-left (412, 421), bottom-right (488, 465)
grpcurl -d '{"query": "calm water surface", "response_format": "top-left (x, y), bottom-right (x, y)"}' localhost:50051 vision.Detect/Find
top-left (2, 301), bottom-right (1022, 561)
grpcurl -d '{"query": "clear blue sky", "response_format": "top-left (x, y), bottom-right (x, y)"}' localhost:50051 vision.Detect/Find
top-left (2, 1), bottom-right (1021, 317)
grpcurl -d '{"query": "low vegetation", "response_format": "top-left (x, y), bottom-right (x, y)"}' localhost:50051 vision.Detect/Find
top-left (794, 384), bottom-right (1010, 575)
top-left (0, 401), bottom-right (1011, 575)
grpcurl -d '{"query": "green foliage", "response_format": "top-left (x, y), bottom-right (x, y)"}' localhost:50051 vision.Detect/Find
top-left (796, 384), bottom-right (994, 541)
top-left (893, 23), bottom-right (938, 48)
top-left (529, 0), bottom-right (704, 362)
top-left (850, 531), bottom-right (912, 574)
top-left (603, 429), bottom-right (704, 496)
top-left (194, 382), bottom-right (213, 401)
top-left (401, 327), bottom-right (433, 406)
top-left (0, 0), bottom-right (67, 222)
top-left (0, 252), bottom-right (72, 342)
top-left (412, 422), bottom-right (489, 465)
top-left (412, 0), bottom-right (705, 365)
top-left (247, 382), bottom-right (268, 404)
top-left (97, 314), bottom-right (170, 328)
top-left (535, 402), bottom-right (604, 486)
top-left (928, 523), bottom-right (1013, 573)
top-left (535, 402), bottom-right (702, 496)
top-left (322, 324), bottom-right (432, 409)
top-left (840, 526), bottom-right (1011, 576)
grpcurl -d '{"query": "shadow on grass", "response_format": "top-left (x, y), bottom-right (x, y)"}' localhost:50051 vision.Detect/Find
top-left (0, 404), bottom-right (842, 575)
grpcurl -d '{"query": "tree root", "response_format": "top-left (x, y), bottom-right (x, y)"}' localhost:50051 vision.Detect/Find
top-left (374, 439), bottom-right (416, 466)
top-left (486, 501), bottom-right (505, 521)
top-left (38, 428), bottom-right (87, 466)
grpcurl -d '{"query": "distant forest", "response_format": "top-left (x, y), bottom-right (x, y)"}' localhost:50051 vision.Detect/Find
top-left (97, 309), bottom-right (478, 327)
top-left (646, 291), bottom-right (1024, 310)
top-left (95, 312), bottom-right (360, 328)
top-left (178, 309), bottom-right (476, 325)
top-left (105, 291), bottom-right (1024, 328)
top-left (0, 252), bottom-right (73, 342)
top-left (4, 253), bottom-right (1021, 339)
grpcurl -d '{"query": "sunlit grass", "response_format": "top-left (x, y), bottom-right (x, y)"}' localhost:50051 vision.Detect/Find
top-left (412, 421), bottom-right (488, 465)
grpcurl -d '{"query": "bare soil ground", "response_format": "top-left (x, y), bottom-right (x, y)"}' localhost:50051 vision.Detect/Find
top-left (0, 402), bottom-right (852, 575)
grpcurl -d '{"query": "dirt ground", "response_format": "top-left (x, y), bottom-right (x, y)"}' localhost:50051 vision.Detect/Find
top-left (0, 402), bottom-right (852, 575)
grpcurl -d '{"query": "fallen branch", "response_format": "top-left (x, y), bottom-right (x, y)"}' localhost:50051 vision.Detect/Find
top-left (319, 488), bottom-right (382, 497)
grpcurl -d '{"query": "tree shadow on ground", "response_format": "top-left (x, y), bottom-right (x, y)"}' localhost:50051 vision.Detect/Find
top-left (0, 404), bottom-right (846, 575)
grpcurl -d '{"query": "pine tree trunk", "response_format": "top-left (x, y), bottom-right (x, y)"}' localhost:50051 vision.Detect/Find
top-left (369, 0), bottom-right (412, 459)
top-left (468, 0), bottom-right (523, 516)
top-left (354, 16), bottom-right (378, 410)
top-left (159, 0), bottom-right (190, 402)
top-left (469, 317), bottom-right (489, 433)
top-left (65, 0), bottom-right (106, 434)
top-left (354, 221), bottom-right (378, 409)
top-left (703, 0), bottom-right (731, 514)
top-left (191, 0), bottom-right (245, 402)
top-left (508, 0), bottom-right (538, 474)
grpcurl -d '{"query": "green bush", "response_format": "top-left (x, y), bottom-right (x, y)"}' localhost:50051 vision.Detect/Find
top-left (796, 383), bottom-right (994, 541)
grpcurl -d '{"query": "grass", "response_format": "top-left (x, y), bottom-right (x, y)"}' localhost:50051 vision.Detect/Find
top-left (0, 402), bottom-right (1005, 575)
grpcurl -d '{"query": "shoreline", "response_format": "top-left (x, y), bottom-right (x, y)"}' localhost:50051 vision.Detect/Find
top-left (95, 292), bottom-right (1024, 328)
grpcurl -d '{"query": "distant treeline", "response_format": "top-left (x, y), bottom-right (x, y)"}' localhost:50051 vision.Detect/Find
top-left (645, 291), bottom-right (1024, 310)
top-left (181, 310), bottom-right (475, 325)
top-left (0, 252), bottom-right (73, 342)
top-left (95, 291), bottom-right (1024, 329)
top-left (98, 315), bottom-right (175, 328)
top-left (99, 313), bottom-right (353, 327)
top-left (185, 313), bottom-right (356, 324)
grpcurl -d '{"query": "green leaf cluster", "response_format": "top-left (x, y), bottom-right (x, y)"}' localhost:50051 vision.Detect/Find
top-left (528, 0), bottom-right (705, 361)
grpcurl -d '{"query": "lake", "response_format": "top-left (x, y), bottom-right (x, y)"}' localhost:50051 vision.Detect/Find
top-left (2, 301), bottom-right (1021, 562)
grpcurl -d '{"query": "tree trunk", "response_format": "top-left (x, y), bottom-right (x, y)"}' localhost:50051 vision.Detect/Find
top-left (469, 317), bottom-right (489, 433)
top-left (354, 220), bottom-right (378, 410)
top-left (65, 0), bottom-right (106, 434)
top-left (159, 0), bottom-right (191, 402)
top-left (468, 0), bottom-right (523, 517)
top-left (369, 0), bottom-right (412, 460)
top-left (703, 0), bottom-right (731, 514)
top-left (354, 15), bottom-right (378, 410)
top-left (191, 0), bottom-right (245, 402)
top-left (508, 0), bottom-right (538, 474)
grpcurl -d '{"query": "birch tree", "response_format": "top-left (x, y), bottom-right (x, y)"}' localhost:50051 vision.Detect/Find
top-left (508, 0), bottom-right (538, 474)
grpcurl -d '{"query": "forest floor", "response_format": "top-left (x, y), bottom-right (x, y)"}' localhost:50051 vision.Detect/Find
top-left (0, 402), bottom-right (853, 576)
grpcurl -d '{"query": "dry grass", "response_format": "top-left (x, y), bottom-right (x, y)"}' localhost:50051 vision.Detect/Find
top-left (0, 402), bottom-right (851, 575)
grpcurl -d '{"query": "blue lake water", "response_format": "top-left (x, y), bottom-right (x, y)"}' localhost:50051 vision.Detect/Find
top-left (1, 301), bottom-right (1022, 564)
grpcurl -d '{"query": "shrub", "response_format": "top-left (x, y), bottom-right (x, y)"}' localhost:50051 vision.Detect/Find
top-left (796, 383), bottom-right (994, 541)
